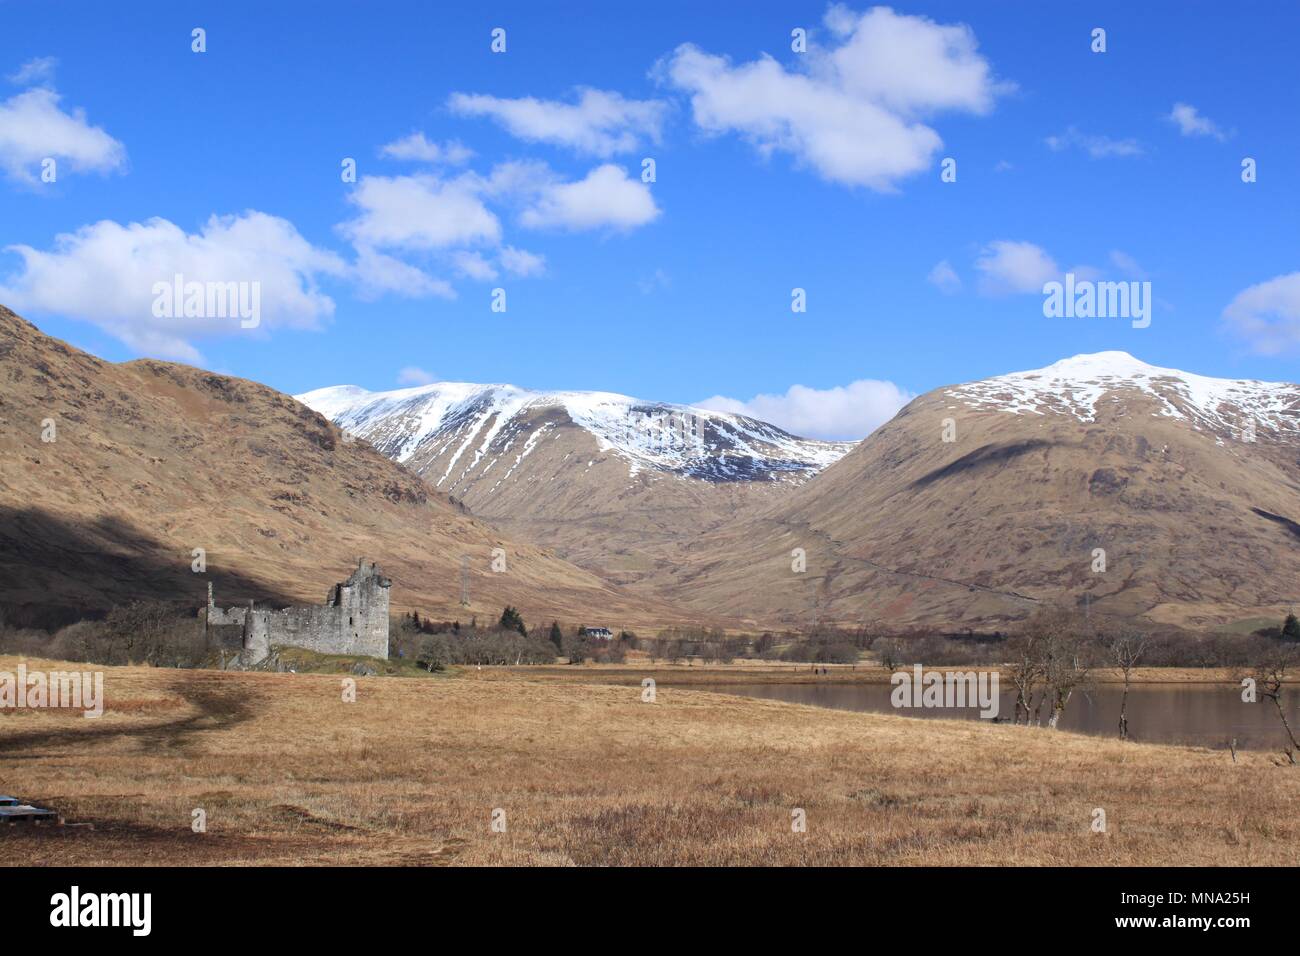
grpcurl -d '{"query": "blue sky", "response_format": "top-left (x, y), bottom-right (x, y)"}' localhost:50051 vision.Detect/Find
top-left (0, 1), bottom-right (1296, 439)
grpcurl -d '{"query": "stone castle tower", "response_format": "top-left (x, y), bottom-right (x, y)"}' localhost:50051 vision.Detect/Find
top-left (206, 559), bottom-right (391, 663)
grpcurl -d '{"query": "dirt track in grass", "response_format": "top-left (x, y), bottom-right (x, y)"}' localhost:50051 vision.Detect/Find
top-left (3, 657), bottom-right (1297, 866)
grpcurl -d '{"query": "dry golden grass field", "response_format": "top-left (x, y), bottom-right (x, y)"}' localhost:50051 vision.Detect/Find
top-left (2, 655), bottom-right (1298, 866)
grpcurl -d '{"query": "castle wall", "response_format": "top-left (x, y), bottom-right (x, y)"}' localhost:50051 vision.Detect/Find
top-left (207, 559), bottom-right (390, 663)
top-left (244, 609), bottom-right (271, 662)
top-left (206, 606), bottom-right (246, 627)
top-left (204, 606), bottom-right (249, 650)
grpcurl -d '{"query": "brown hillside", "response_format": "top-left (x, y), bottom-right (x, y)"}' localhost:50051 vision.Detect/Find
top-left (296, 382), bottom-right (849, 588)
top-left (633, 354), bottom-right (1300, 630)
top-left (0, 306), bottom-right (678, 631)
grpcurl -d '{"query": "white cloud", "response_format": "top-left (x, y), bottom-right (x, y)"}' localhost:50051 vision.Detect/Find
top-left (965, 241), bottom-right (1133, 297)
top-left (1223, 272), bottom-right (1300, 355)
top-left (474, 159), bottom-right (551, 199)
top-left (638, 268), bottom-right (671, 294)
top-left (379, 132), bottom-right (473, 164)
top-left (658, 5), bottom-right (1008, 190)
top-left (1044, 126), bottom-right (1143, 158)
top-left (449, 87), bottom-right (667, 157)
top-left (0, 212), bottom-right (345, 360)
top-left (353, 245), bottom-right (454, 300)
top-left (1167, 102), bottom-right (1227, 141)
top-left (7, 57), bottom-right (57, 86)
top-left (341, 173), bottom-right (501, 250)
top-left (337, 158), bottom-right (649, 296)
top-left (818, 4), bottom-right (1008, 113)
top-left (452, 250), bottom-right (498, 281)
top-left (975, 240), bottom-right (1060, 294)
top-left (397, 366), bottom-right (437, 385)
top-left (1109, 250), bottom-right (1145, 278)
top-left (927, 259), bottom-right (961, 294)
top-left (698, 378), bottom-right (912, 441)
top-left (499, 245), bottom-right (546, 278)
top-left (519, 163), bottom-right (659, 231)
top-left (0, 87), bottom-right (126, 182)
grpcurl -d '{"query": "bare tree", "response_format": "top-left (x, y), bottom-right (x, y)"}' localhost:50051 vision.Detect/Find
top-left (1009, 607), bottom-right (1092, 729)
top-left (1246, 640), bottom-right (1300, 760)
top-left (1005, 629), bottom-right (1045, 726)
top-left (660, 638), bottom-right (684, 664)
top-left (872, 636), bottom-right (905, 672)
top-left (1104, 625), bottom-right (1148, 740)
top-left (417, 634), bottom-right (451, 672)
top-left (1043, 624), bottom-right (1092, 729)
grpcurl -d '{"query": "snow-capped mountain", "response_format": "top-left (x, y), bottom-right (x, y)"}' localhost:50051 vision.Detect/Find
top-left (945, 351), bottom-right (1300, 439)
top-left (0, 305), bottom-right (666, 629)
top-left (633, 352), bottom-right (1300, 630)
top-left (297, 381), bottom-right (852, 488)
top-left (296, 381), bottom-right (854, 585)
top-left (296, 354), bottom-right (1300, 629)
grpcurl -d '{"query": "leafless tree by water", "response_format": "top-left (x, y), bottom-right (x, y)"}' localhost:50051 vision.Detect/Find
top-left (1103, 625), bottom-right (1148, 740)
top-left (1007, 607), bottom-right (1093, 729)
top-left (1244, 639), bottom-right (1300, 762)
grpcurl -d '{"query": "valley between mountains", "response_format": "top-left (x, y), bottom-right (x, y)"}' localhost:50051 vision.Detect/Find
top-left (301, 350), bottom-right (1300, 632)
top-left (2, 304), bottom-right (1296, 633)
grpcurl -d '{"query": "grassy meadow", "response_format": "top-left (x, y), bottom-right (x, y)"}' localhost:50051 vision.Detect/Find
top-left (2, 655), bottom-right (1298, 866)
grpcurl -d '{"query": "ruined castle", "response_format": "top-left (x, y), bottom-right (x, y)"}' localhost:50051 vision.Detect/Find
top-left (206, 559), bottom-right (391, 663)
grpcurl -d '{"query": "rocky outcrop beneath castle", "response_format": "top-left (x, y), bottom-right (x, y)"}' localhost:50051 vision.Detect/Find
top-left (206, 559), bottom-right (390, 664)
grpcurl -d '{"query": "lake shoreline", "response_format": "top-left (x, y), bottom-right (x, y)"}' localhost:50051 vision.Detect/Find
top-left (6, 654), bottom-right (1297, 866)
top-left (481, 662), bottom-right (1252, 686)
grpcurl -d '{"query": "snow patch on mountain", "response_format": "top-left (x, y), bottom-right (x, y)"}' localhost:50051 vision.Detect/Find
top-left (296, 381), bottom-right (853, 488)
top-left (945, 351), bottom-right (1300, 438)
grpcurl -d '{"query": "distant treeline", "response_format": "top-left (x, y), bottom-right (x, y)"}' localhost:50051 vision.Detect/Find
top-left (2, 599), bottom-right (1296, 673)
top-left (631, 614), bottom-right (1300, 670)
top-left (0, 600), bottom-right (207, 668)
top-left (391, 608), bottom-right (633, 669)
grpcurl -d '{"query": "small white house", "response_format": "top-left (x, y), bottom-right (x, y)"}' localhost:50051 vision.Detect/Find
top-left (582, 627), bottom-right (614, 641)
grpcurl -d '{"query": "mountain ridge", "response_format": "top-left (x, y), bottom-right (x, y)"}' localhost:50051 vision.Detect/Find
top-left (297, 352), bottom-right (1300, 628)
top-left (944, 351), bottom-right (1300, 437)
top-left (296, 378), bottom-right (855, 584)
top-left (623, 350), bottom-right (1300, 630)
top-left (0, 305), bottom-right (685, 630)
top-left (297, 380), bottom-right (853, 486)
top-left (7, 299), bottom-right (1296, 635)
